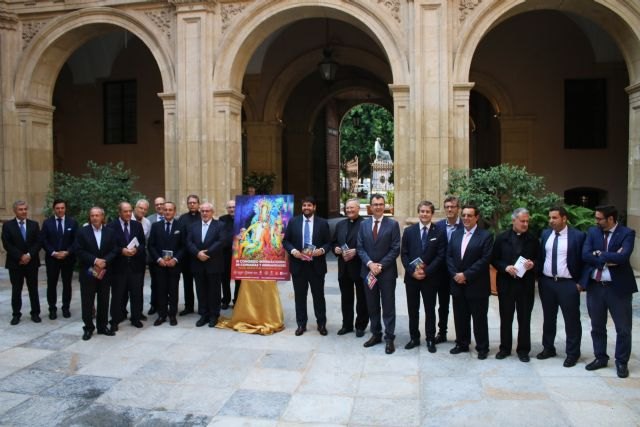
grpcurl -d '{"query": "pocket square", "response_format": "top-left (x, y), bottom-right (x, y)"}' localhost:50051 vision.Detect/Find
top-left (173, 230), bottom-right (180, 234)
top-left (430, 237), bottom-right (437, 241)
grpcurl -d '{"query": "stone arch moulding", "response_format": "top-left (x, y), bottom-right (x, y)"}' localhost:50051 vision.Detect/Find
top-left (14, 7), bottom-right (175, 105)
top-left (468, 71), bottom-right (513, 117)
top-left (212, 0), bottom-right (409, 93)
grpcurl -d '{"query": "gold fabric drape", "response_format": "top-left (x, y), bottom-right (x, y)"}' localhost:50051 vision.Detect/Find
top-left (217, 280), bottom-right (285, 335)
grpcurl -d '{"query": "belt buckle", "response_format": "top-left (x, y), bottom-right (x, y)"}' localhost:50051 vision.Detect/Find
top-left (553, 275), bottom-right (559, 282)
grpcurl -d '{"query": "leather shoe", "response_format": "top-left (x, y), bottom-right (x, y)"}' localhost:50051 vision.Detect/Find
top-left (179, 308), bottom-right (193, 316)
top-left (518, 354), bottom-right (530, 363)
top-left (82, 329), bottom-right (93, 341)
top-left (195, 317), bottom-right (208, 327)
top-left (434, 333), bottom-right (447, 344)
top-left (478, 351), bottom-right (488, 360)
top-left (131, 320), bottom-right (144, 328)
top-left (97, 328), bottom-right (115, 336)
top-left (110, 323), bottom-right (119, 332)
top-left (295, 326), bottom-right (306, 336)
top-left (563, 357), bottom-right (578, 368)
top-left (616, 362), bottom-right (629, 378)
top-left (62, 309), bottom-right (71, 318)
top-left (153, 317), bottom-right (166, 326)
top-left (49, 309), bottom-right (57, 320)
top-left (148, 306), bottom-right (157, 315)
top-left (426, 340), bottom-right (437, 353)
top-left (404, 339), bottom-right (420, 350)
top-left (169, 316), bottom-right (177, 326)
top-left (450, 345), bottom-right (469, 354)
top-left (139, 314), bottom-right (148, 321)
top-left (355, 329), bottom-right (365, 338)
top-left (337, 327), bottom-right (353, 336)
top-left (209, 318), bottom-right (218, 327)
top-left (536, 349), bottom-right (557, 360)
top-left (31, 314), bottom-right (42, 323)
top-left (585, 359), bottom-right (608, 371)
top-left (495, 350), bottom-right (510, 360)
top-left (221, 303), bottom-right (229, 310)
top-left (10, 315), bottom-right (20, 325)
top-left (317, 325), bottom-right (328, 336)
top-left (385, 341), bottom-right (395, 354)
top-left (363, 335), bottom-right (383, 348)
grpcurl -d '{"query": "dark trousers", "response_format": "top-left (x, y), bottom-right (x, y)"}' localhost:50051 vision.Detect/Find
top-left (436, 277), bottom-right (450, 334)
top-left (80, 274), bottom-right (110, 331)
top-left (292, 265), bottom-right (326, 327)
top-left (157, 267), bottom-right (181, 317)
top-left (233, 280), bottom-right (241, 305)
top-left (452, 294), bottom-right (489, 352)
top-left (338, 273), bottom-right (368, 331)
top-left (9, 267), bottom-right (40, 317)
top-left (405, 281), bottom-right (438, 340)
top-left (587, 280), bottom-right (633, 364)
top-left (497, 281), bottom-right (535, 355)
top-left (45, 258), bottom-right (73, 311)
top-left (538, 276), bottom-right (582, 358)
top-left (181, 263), bottom-right (195, 311)
top-left (194, 271), bottom-right (221, 320)
top-left (364, 276), bottom-right (396, 341)
top-left (111, 270), bottom-right (144, 324)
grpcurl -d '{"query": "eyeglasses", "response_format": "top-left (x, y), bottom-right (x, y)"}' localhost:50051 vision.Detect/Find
top-left (445, 205), bottom-right (458, 209)
top-left (371, 203), bottom-right (385, 207)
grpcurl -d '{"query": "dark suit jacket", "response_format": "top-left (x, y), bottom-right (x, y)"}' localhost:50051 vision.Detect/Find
top-left (148, 219), bottom-right (186, 271)
top-left (538, 226), bottom-right (589, 285)
top-left (186, 219), bottom-right (225, 273)
top-left (401, 222), bottom-right (446, 284)
top-left (283, 215), bottom-right (331, 276)
top-left (332, 216), bottom-right (364, 280)
top-left (2, 218), bottom-right (41, 269)
top-left (219, 214), bottom-right (235, 249)
top-left (583, 224), bottom-right (638, 296)
top-left (106, 219), bottom-right (147, 274)
top-left (446, 226), bottom-right (493, 298)
top-left (491, 228), bottom-right (539, 288)
top-left (356, 216), bottom-right (401, 281)
top-left (435, 217), bottom-right (463, 240)
top-left (73, 224), bottom-right (119, 270)
top-left (41, 216), bottom-right (78, 261)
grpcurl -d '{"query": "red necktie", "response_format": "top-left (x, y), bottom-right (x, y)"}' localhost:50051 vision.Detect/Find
top-left (373, 220), bottom-right (379, 241)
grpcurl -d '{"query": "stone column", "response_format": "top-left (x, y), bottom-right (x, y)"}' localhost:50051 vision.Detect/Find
top-left (244, 121), bottom-right (284, 193)
top-left (158, 92), bottom-right (178, 202)
top-left (626, 82), bottom-right (640, 268)
top-left (451, 83), bottom-right (474, 172)
top-left (213, 89), bottom-right (244, 206)
top-left (389, 84), bottom-right (410, 221)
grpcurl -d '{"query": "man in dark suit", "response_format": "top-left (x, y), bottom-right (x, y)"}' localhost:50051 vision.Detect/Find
top-left (146, 196), bottom-right (166, 315)
top-left (107, 202), bottom-right (147, 330)
top-left (332, 198), bottom-right (368, 337)
top-left (283, 196), bottom-right (331, 336)
top-left (434, 195), bottom-right (462, 343)
top-left (2, 200), bottom-right (42, 325)
top-left (401, 200), bottom-right (446, 352)
top-left (74, 207), bottom-right (119, 340)
top-left (491, 208), bottom-right (539, 362)
top-left (582, 205), bottom-right (637, 378)
top-left (149, 201), bottom-right (185, 326)
top-left (40, 199), bottom-right (78, 319)
top-left (186, 202), bottom-right (225, 327)
top-left (357, 194), bottom-right (401, 354)
top-left (537, 206), bottom-right (589, 367)
top-left (177, 194), bottom-right (200, 315)
top-left (219, 199), bottom-right (240, 309)
top-left (446, 203), bottom-right (493, 359)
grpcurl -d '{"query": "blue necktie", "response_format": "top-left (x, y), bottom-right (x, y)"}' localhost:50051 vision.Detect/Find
top-left (304, 219), bottom-right (311, 246)
top-left (421, 226), bottom-right (428, 250)
top-left (551, 231), bottom-right (560, 277)
top-left (165, 221), bottom-right (171, 236)
top-left (19, 221), bottom-right (26, 240)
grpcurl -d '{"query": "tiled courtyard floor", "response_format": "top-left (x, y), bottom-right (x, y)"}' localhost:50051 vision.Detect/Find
top-left (1, 259), bottom-right (639, 426)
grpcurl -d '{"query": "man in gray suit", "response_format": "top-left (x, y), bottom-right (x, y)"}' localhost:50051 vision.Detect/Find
top-left (357, 194), bottom-right (401, 354)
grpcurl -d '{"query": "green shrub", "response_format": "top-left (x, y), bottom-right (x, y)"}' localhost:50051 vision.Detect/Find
top-left (243, 171), bottom-right (276, 195)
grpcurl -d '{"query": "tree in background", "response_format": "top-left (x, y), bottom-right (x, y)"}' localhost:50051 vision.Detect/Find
top-left (44, 161), bottom-right (145, 223)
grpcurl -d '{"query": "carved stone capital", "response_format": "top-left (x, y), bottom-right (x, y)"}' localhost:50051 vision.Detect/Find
top-left (0, 9), bottom-right (18, 31)
top-left (169, 0), bottom-right (217, 13)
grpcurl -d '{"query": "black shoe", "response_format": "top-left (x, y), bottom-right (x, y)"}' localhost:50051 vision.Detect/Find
top-left (110, 323), bottom-right (119, 332)
top-left (616, 362), bottom-right (629, 378)
top-left (586, 359), bottom-right (608, 371)
top-left (131, 320), bottom-right (144, 328)
top-left (62, 309), bottom-right (71, 318)
top-left (450, 345), bottom-right (469, 355)
top-left (434, 333), bottom-right (447, 344)
top-left (97, 328), bottom-right (115, 336)
top-left (221, 303), bottom-right (229, 310)
top-left (385, 341), bottom-right (395, 354)
top-left (317, 325), bottom-right (328, 336)
top-left (563, 357), bottom-right (578, 368)
top-left (518, 354), bottom-right (530, 363)
top-left (179, 308), bottom-right (194, 316)
top-left (10, 315), bottom-right (20, 325)
top-left (404, 339), bottom-right (420, 350)
top-left (536, 349), bottom-right (557, 360)
top-left (295, 326), bottom-right (306, 336)
top-left (49, 309), bottom-right (57, 320)
top-left (355, 329), bottom-right (365, 338)
top-left (169, 316), bottom-right (177, 326)
top-left (337, 327), bottom-right (354, 336)
top-left (478, 351), bottom-right (489, 360)
top-left (139, 314), bottom-right (148, 321)
top-left (82, 329), bottom-right (93, 341)
top-left (31, 314), bottom-right (42, 323)
top-left (209, 318), bottom-right (218, 328)
top-left (195, 317), bottom-right (208, 327)
top-left (426, 340), bottom-right (437, 353)
top-left (148, 306), bottom-right (157, 315)
top-left (154, 317), bottom-right (166, 326)
top-left (363, 335), bottom-right (382, 348)
top-left (495, 350), bottom-right (510, 360)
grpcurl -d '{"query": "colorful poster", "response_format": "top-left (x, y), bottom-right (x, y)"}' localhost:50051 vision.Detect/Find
top-left (231, 195), bottom-right (293, 281)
